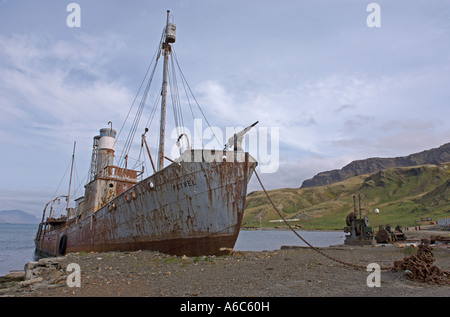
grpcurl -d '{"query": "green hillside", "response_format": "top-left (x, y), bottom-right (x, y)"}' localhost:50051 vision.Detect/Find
top-left (244, 163), bottom-right (450, 230)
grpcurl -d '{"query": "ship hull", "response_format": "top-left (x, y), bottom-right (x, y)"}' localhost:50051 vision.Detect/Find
top-left (35, 151), bottom-right (256, 257)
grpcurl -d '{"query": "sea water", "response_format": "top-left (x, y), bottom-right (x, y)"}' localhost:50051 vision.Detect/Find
top-left (0, 223), bottom-right (38, 276)
top-left (234, 229), bottom-right (345, 251)
top-left (0, 223), bottom-right (345, 276)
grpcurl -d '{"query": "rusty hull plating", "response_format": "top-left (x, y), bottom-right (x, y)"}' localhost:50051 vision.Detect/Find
top-left (35, 150), bottom-right (257, 257)
top-left (35, 11), bottom-right (258, 257)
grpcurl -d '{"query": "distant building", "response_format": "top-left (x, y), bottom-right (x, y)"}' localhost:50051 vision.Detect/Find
top-left (437, 217), bottom-right (450, 228)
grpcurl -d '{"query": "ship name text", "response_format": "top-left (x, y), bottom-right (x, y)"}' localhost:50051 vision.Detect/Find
top-left (172, 179), bottom-right (196, 191)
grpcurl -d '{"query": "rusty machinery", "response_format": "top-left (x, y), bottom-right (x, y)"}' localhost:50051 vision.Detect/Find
top-left (375, 224), bottom-right (406, 243)
top-left (344, 195), bottom-right (375, 245)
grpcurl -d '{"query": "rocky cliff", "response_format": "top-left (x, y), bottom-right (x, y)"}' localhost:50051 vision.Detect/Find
top-left (301, 142), bottom-right (450, 188)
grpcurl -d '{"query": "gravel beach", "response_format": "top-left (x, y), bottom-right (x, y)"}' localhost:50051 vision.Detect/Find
top-left (1, 229), bottom-right (449, 298)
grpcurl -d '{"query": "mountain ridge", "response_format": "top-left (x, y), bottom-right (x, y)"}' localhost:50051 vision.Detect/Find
top-left (0, 210), bottom-right (40, 224)
top-left (301, 142), bottom-right (450, 188)
top-left (244, 162), bottom-right (450, 229)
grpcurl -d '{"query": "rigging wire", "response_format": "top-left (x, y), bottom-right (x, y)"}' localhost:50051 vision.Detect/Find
top-left (117, 54), bottom-right (161, 169)
top-left (168, 53), bottom-right (185, 138)
top-left (173, 53), bottom-right (203, 148)
top-left (51, 21), bottom-right (228, 209)
top-left (144, 92), bottom-right (161, 131)
top-left (172, 48), bottom-right (222, 149)
top-left (49, 158), bottom-right (85, 217)
top-left (71, 160), bottom-right (84, 202)
top-left (50, 159), bottom-right (72, 203)
top-left (116, 29), bottom-right (223, 170)
top-left (116, 30), bottom-right (165, 168)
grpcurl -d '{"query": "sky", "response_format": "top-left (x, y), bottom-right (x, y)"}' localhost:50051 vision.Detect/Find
top-left (1, 0), bottom-right (449, 217)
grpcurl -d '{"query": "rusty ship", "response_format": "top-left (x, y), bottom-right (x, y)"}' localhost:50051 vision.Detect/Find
top-left (35, 11), bottom-right (257, 257)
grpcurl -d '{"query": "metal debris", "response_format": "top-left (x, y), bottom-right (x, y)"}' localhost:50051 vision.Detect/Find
top-left (393, 245), bottom-right (450, 285)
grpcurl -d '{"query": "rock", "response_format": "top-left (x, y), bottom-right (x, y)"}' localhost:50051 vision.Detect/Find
top-left (38, 257), bottom-right (65, 266)
top-left (18, 277), bottom-right (43, 287)
top-left (32, 282), bottom-right (50, 291)
top-left (24, 262), bottom-right (38, 280)
top-left (0, 287), bottom-right (17, 296)
top-left (5, 271), bottom-right (25, 280)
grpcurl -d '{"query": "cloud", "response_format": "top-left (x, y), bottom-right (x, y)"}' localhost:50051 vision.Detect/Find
top-left (0, 189), bottom-right (53, 217)
top-left (190, 69), bottom-right (450, 190)
top-left (0, 33), bottom-right (132, 146)
top-left (1, 1), bottom-right (450, 211)
top-left (195, 74), bottom-right (394, 152)
top-left (335, 104), bottom-right (355, 113)
top-left (0, 32), bottom-right (138, 213)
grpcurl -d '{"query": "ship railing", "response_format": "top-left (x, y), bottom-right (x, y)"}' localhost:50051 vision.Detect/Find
top-left (35, 195), bottom-right (68, 242)
top-left (98, 165), bottom-right (142, 182)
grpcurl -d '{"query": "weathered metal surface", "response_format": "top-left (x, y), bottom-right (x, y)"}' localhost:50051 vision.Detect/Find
top-left (83, 164), bottom-right (139, 212)
top-left (35, 12), bottom-right (257, 257)
top-left (35, 150), bottom-right (257, 257)
top-left (394, 245), bottom-right (450, 285)
top-left (375, 225), bottom-right (406, 243)
top-left (344, 195), bottom-right (375, 245)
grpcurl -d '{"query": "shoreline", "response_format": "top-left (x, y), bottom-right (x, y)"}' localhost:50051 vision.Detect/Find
top-left (1, 229), bottom-right (449, 297)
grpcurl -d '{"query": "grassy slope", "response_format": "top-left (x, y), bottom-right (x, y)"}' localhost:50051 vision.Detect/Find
top-left (244, 163), bottom-right (450, 230)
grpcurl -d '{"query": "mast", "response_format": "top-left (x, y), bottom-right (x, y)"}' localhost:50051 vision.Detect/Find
top-left (66, 141), bottom-right (76, 213)
top-left (157, 10), bottom-right (174, 171)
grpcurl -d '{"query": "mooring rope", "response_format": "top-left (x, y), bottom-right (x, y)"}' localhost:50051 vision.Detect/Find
top-left (254, 170), bottom-right (395, 271)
